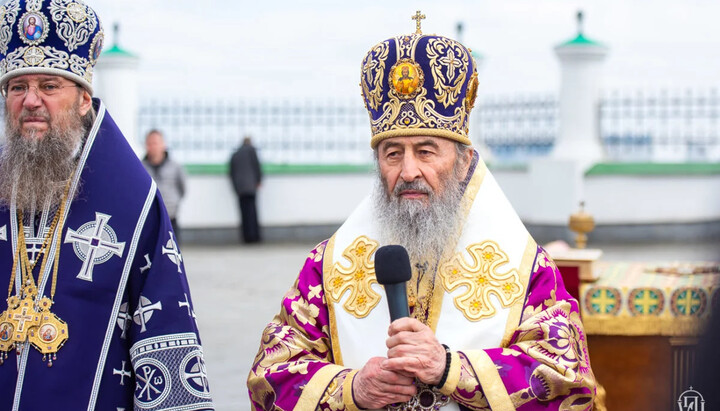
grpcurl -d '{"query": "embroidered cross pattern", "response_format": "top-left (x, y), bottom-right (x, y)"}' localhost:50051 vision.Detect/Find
top-left (133, 296), bottom-right (162, 333)
top-left (671, 288), bottom-right (707, 317)
top-left (134, 362), bottom-right (169, 406)
top-left (113, 360), bottom-right (132, 385)
top-left (65, 212), bottom-right (125, 282)
top-left (181, 353), bottom-right (211, 397)
top-left (178, 293), bottom-right (196, 318)
top-left (439, 241), bottom-right (524, 321)
top-left (161, 232), bottom-right (182, 273)
top-left (325, 236), bottom-right (381, 318)
top-left (23, 222), bottom-right (51, 265)
top-left (629, 288), bottom-right (664, 316)
top-left (117, 302), bottom-right (131, 339)
top-left (139, 254), bottom-right (152, 274)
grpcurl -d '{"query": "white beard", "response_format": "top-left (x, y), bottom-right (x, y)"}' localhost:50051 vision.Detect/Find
top-left (373, 165), bottom-right (467, 267)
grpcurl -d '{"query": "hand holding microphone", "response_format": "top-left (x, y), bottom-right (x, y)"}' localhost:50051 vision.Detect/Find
top-left (375, 245), bottom-right (448, 387)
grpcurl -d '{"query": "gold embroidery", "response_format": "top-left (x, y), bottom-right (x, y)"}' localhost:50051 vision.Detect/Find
top-left (439, 241), bottom-right (524, 321)
top-left (370, 85), bottom-right (467, 138)
top-left (427, 37), bottom-right (469, 108)
top-left (395, 33), bottom-right (421, 60)
top-left (290, 297), bottom-right (320, 327)
top-left (325, 236), bottom-right (381, 318)
top-left (360, 41), bottom-right (389, 111)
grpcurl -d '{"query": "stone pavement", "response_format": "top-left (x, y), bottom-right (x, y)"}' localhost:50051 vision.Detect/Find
top-left (183, 241), bottom-right (719, 410)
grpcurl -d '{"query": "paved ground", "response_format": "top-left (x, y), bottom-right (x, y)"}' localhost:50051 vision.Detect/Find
top-left (183, 240), bottom-right (720, 410)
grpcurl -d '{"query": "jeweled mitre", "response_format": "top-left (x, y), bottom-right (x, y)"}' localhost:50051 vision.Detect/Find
top-left (0, 0), bottom-right (103, 93)
top-left (361, 31), bottom-right (479, 148)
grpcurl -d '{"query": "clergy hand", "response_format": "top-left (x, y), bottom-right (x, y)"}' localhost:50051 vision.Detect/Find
top-left (353, 356), bottom-right (417, 408)
top-left (383, 317), bottom-right (446, 386)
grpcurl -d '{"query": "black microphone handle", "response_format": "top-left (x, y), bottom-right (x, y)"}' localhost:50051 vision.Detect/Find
top-left (383, 283), bottom-right (409, 321)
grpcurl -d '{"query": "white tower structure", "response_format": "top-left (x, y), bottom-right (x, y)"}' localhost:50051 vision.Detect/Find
top-left (553, 11), bottom-right (609, 169)
top-left (94, 23), bottom-right (141, 155)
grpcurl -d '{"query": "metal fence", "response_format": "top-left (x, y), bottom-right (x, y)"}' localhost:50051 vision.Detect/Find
top-left (601, 89), bottom-right (720, 162)
top-left (138, 100), bottom-right (373, 165)
top-left (138, 89), bottom-right (720, 165)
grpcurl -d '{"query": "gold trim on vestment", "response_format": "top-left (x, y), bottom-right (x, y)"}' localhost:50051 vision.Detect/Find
top-left (426, 159), bottom-right (486, 332)
top-left (370, 128), bottom-right (471, 149)
top-left (322, 234), bottom-right (344, 366)
top-left (465, 350), bottom-right (514, 411)
top-left (501, 236), bottom-right (537, 347)
top-left (294, 364), bottom-right (346, 411)
top-left (342, 369), bottom-right (361, 411)
top-left (438, 351), bottom-right (462, 396)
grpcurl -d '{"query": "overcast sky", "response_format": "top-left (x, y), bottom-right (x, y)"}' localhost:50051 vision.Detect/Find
top-left (90, 0), bottom-right (720, 102)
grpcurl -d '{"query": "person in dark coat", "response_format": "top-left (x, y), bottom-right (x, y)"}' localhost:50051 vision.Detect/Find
top-left (230, 136), bottom-right (263, 243)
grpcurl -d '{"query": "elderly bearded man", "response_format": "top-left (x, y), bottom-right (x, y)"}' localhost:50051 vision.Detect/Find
top-left (0, 1), bottom-right (212, 410)
top-left (248, 15), bottom-right (597, 411)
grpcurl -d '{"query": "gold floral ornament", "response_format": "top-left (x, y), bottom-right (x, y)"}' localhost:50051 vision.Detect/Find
top-left (307, 242), bottom-right (326, 263)
top-left (325, 236), bottom-right (381, 318)
top-left (389, 58), bottom-right (424, 100)
top-left (426, 37), bottom-right (469, 108)
top-left (439, 241), bottom-right (524, 321)
top-left (360, 40), bottom-right (389, 111)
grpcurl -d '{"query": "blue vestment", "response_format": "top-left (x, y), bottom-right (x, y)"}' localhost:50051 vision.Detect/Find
top-left (0, 100), bottom-right (213, 410)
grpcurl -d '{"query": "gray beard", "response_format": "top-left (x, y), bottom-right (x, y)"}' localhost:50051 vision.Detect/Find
top-left (0, 103), bottom-right (86, 211)
top-left (373, 165), bottom-right (466, 267)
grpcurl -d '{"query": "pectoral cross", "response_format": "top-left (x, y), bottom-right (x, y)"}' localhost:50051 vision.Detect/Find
top-left (412, 10), bottom-right (425, 34)
top-left (10, 298), bottom-right (40, 343)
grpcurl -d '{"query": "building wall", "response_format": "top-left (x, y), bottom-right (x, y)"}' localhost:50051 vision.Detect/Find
top-left (178, 168), bottom-right (720, 241)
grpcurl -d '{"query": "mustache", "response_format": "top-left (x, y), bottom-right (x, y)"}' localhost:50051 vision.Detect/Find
top-left (392, 180), bottom-right (433, 197)
top-left (18, 109), bottom-right (50, 123)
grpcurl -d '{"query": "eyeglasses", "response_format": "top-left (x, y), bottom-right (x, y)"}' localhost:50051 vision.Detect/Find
top-left (1, 82), bottom-right (81, 98)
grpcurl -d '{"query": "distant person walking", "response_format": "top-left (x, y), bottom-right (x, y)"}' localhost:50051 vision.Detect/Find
top-left (142, 129), bottom-right (187, 242)
top-left (230, 136), bottom-right (263, 243)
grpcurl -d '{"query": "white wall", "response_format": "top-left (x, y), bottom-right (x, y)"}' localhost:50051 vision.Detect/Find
top-left (584, 175), bottom-right (720, 224)
top-left (178, 170), bottom-right (720, 229)
top-left (179, 173), bottom-right (374, 228)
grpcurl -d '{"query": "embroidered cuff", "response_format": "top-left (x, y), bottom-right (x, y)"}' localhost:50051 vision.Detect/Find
top-left (438, 351), bottom-right (461, 396)
top-left (342, 369), bottom-right (362, 411)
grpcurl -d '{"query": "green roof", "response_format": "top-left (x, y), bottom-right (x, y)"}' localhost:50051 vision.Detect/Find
top-left (586, 162), bottom-right (720, 176)
top-left (557, 33), bottom-right (604, 48)
top-left (185, 163), bottom-right (374, 175)
top-left (101, 44), bottom-right (137, 58)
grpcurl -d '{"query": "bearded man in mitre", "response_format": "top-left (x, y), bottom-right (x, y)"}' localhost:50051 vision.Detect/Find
top-left (248, 14), bottom-right (597, 411)
top-left (0, 1), bottom-right (212, 409)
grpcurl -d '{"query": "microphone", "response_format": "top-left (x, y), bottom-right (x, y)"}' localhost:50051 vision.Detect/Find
top-left (375, 245), bottom-right (412, 321)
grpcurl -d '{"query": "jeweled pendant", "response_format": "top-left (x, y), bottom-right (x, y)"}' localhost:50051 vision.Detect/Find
top-left (28, 305), bottom-right (68, 365)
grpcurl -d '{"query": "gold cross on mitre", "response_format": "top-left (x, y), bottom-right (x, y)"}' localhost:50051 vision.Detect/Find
top-left (411, 10), bottom-right (426, 34)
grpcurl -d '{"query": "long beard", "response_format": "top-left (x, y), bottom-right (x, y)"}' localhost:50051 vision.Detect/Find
top-left (0, 102), bottom-right (87, 211)
top-left (374, 164), bottom-right (467, 267)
